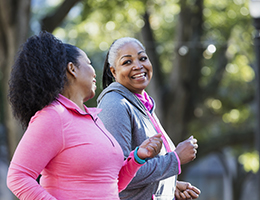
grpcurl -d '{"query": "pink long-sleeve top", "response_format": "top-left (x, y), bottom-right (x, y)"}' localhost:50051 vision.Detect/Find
top-left (7, 94), bottom-right (143, 200)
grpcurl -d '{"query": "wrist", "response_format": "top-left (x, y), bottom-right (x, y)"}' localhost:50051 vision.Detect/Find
top-left (134, 147), bottom-right (147, 164)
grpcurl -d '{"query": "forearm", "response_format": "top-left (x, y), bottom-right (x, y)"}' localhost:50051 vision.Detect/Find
top-left (7, 162), bottom-right (56, 200)
top-left (118, 151), bottom-right (145, 192)
top-left (124, 152), bottom-right (180, 189)
top-left (7, 109), bottom-right (62, 200)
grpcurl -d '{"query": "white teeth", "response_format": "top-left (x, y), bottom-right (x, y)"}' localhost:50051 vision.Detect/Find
top-left (133, 73), bottom-right (145, 78)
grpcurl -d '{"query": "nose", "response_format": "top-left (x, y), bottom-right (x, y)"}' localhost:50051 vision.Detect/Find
top-left (132, 61), bottom-right (143, 70)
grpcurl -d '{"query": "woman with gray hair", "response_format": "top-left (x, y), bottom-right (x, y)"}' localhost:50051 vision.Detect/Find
top-left (97, 37), bottom-right (201, 200)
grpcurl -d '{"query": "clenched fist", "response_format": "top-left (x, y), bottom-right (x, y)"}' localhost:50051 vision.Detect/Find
top-left (175, 136), bottom-right (198, 165)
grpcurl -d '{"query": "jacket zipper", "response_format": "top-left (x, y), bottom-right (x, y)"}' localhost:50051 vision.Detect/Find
top-left (74, 109), bottom-right (115, 147)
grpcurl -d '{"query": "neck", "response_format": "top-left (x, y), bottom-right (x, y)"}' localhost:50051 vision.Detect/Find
top-left (61, 89), bottom-right (86, 112)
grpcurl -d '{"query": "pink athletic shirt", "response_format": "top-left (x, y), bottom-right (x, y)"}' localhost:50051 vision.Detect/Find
top-left (7, 94), bottom-right (143, 200)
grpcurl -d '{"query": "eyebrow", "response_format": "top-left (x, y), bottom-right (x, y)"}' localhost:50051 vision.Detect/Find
top-left (120, 50), bottom-right (146, 61)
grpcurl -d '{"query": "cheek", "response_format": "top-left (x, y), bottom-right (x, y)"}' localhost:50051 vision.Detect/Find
top-left (115, 68), bottom-right (128, 80)
top-left (149, 71), bottom-right (153, 80)
top-left (147, 64), bottom-right (153, 77)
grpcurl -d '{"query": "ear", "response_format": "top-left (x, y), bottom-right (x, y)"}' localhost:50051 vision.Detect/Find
top-left (67, 62), bottom-right (77, 78)
top-left (110, 66), bottom-right (116, 79)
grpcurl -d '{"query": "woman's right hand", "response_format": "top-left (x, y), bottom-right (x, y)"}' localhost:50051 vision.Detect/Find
top-left (175, 136), bottom-right (198, 165)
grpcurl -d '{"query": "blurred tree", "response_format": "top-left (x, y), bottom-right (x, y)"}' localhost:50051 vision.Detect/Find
top-left (41, 0), bottom-right (82, 32)
top-left (0, 0), bottom-right (83, 160)
top-left (0, 0), bottom-right (31, 161)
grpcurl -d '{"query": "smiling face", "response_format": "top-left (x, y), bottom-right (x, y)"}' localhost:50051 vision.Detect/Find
top-left (76, 49), bottom-right (97, 101)
top-left (110, 42), bottom-right (153, 94)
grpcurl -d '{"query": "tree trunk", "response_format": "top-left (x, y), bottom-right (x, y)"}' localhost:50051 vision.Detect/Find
top-left (0, 0), bottom-right (31, 161)
top-left (163, 0), bottom-right (204, 143)
top-left (41, 0), bottom-right (82, 32)
top-left (141, 11), bottom-right (164, 119)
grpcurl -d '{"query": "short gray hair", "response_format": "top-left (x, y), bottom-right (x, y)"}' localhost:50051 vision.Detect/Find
top-left (108, 37), bottom-right (145, 68)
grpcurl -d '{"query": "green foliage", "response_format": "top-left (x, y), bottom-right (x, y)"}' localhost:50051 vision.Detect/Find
top-left (239, 151), bottom-right (259, 173)
top-left (189, 0), bottom-right (255, 139)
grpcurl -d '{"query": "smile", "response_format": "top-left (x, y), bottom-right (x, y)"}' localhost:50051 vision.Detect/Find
top-left (132, 72), bottom-right (146, 79)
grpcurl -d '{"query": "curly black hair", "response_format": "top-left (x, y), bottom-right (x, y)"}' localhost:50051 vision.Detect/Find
top-left (8, 31), bottom-right (80, 128)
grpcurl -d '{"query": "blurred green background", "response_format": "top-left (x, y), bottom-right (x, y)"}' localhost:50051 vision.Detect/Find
top-left (0, 0), bottom-right (259, 199)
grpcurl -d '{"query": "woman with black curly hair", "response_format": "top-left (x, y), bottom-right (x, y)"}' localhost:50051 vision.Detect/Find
top-left (6, 31), bottom-right (162, 200)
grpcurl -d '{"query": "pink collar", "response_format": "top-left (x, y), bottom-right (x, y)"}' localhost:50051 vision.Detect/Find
top-left (56, 94), bottom-right (102, 118)
top-left (134, 91), bottom-right (153, 111)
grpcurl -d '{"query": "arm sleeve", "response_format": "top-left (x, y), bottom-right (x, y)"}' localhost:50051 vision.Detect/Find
top-left (98, 95), bottom-right (180, 190)
top-left (7, 108), bottom-right (64, 200)
top-left (117, 151), bottom-right (144, 192)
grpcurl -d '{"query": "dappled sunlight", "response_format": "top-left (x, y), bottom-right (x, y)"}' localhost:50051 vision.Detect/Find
top-left (84, 22), bottom-right (100, 36)
top-left (226, 63), bottom-right (239, 74)
top-left (202, 44), bottom-right (216, 59)
top-left (240, 7), bottom-right (249, 16)
top-left (239, 151), bottom-right (259, 173)
top-left (201, 66), bottom-right (212, 76)
top-left (207, 44), bottom-right (217, 54)
top-left (222, 108), bottom-right (250, 124)
top-left (99, 42), bottom-right (109, 51)
top-left (53, 28), bottom-right (66, 40)
top-left (178, 46), bottom-right (189, 56)
top-left (205, 98), bottom-right (222, 113)
top-left (150, 15), bottom-right (161, 30)
top-left (224, 55), bottom-right (255, 83)
top-left (105, 21), bottom-right (116, 31)
top-left (227, 9), bottom-right (237, 19)
top-left (46, 0), bottom-right (62, 7)
top-left (68, 29), bottom-right (78, 39)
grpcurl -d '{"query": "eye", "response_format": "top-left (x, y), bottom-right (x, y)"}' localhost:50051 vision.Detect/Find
top-left (140, 56), bottom-right (147, 61)
top-left (123, 60), bottom-right (132, 65)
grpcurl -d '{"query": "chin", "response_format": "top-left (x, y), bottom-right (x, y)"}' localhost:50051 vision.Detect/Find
top-left (138, 84), bottom-right (149, 91)
top-left (90, 92), bottom-right (95, 99)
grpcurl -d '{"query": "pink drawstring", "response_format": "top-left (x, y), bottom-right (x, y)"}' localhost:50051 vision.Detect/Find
top-left (145, 110), bottom-right (172, 152)
top-left (134, 92), bottom-right (181, 174)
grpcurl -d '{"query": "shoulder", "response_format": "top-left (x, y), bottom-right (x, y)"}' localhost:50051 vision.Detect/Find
top-left (98, 91), bottom-right (132, 110)
top-left (29, 100), bottom-right (66, 125)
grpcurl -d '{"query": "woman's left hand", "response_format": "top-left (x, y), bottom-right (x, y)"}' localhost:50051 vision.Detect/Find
top-left (175, 181), bottom-right (201, 200)
top-left (137, 133), bottom-right (162, 159)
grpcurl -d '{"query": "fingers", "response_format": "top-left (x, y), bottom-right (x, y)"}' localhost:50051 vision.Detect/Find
top-left (149, 134), bottom-right (163, 154)
top-left (187, 189), bottom-right (200, 199)
top-left (138, 134), bottom-right (162, 159)
top-left (190, 137), bottom-right (198, 161)
top-left (151, 133), bottom-right (162, 138)
top-left (183, 190), bottom-right (192, 199)
top-left (175, 136), bottom-right (198, 164)
top-left (189, 186), bottom-right (201, 196)
top-left (146, 138), bottom-right (162, 156)
top-left (176, 181), bottom-right (191, 191)
top-left (139, 134), bottom-right (162, 148)
top-left (176, 189), bottom-right (200, 200)
top-left (189, 136), bottom-right (198, 147)
top-left (179, 191), bottom-right (188, 199)
top-left (175, 188), bottom-right (181, 199)
top-left (187, 136), bottom-right (198, 161)
top-left (176, 181), bottom-right (200, 199)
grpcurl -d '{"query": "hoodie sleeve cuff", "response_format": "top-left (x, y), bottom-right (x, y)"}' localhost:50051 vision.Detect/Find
top-left (173, 151), bottom-right (181, 175)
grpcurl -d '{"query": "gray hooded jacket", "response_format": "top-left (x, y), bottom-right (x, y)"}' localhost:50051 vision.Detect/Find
top-left (97, 82), bottom-right (180, 200)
